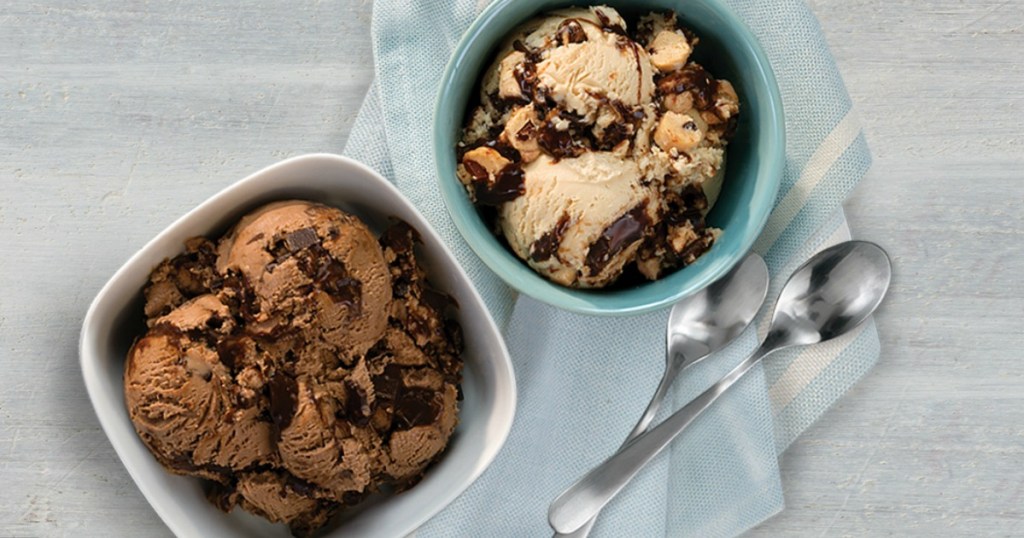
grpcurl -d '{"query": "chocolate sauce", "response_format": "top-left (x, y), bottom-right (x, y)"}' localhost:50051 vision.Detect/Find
top-left (444, 318), bottom-right (464, 355)
top-left (160, 237), bottom-right (221, 299)
top-left (220, 271), bottom-right (260, 323)
top-left (344, 379), bottom-right (371, 425)
top-left (677, 232), bottom-right (713, 263)
top-left (284, 474), bottom-right (319, 497)
top-left (473, 164), bottom-right (525, 205)
top-left (657, 64), bottom-right (719, 111)
top-left (664, 185), bottom-right (709, 227)
top-left (170, 452), bottom-right (233, 478)
top-left (585, 205), bottom-right (649, 275)
top-left (268, 372), bottom-right (298, 433)
top-left (595, 98), bottom-right (643, 150)
top-left (373, 364), bottom-right (403, 408)
top-left (183, 326), bottom-right (220, 351)
top-left (513, 60), bottom-right (540, 102)
top-left (379, 220), bottom-right (418, 255)
top-left (538, 109), bottom-right (588, 159)
top-left (515, 121), bottom-right (535, 141)
top-left (293, 244), bottom-right (363, 312)
top-left (315, 258), bottom-right (361, 311)
top-left (146, 321), bottom-right (184, 344)
top-left (421, 286), bottom-right (456, 314)
top-left (538, 124), bottom-right (583, 159)
top-left (530, 213), bottom-right (571, 262)
top-left (557, 19), bottom-right (587, 45)
top-left (512, 39), bottom-right (542, 63)
top-left (216, 335), bottom-right (248, 371)
top-left (594, 8), bottom-right (627, 36)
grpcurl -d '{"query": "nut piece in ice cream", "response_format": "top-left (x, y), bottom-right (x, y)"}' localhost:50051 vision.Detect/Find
top-left (498, 51), bottom-right (527, 99)
top-left (457, 7), bottom-right (739, 288)
top-left (654, 111), bottom-right (704, 152)
top-left (648, 30), bottom-right (693, 72)
top-left (503, 104), bottom-right (543, 163)
top-left (125, 201), bottom-right (464, 537)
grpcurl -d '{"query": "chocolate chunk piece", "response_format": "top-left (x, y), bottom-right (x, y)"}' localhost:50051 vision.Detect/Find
top-left (530, 213), bottom-right (571, 262)
top-left (585, 205), bottom-right (649, 275)
top-left (269, 372), bottom-right (299, 433)
top-left (284, 227), bottom-right (319, 252)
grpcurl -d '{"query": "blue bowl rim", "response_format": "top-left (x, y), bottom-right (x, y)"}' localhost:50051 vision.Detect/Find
top-left (433, 0), bottom-right (784, 316)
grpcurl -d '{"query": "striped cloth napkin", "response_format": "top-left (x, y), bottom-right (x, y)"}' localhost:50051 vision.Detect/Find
top-left (343, 0), bottom-right (879, 535)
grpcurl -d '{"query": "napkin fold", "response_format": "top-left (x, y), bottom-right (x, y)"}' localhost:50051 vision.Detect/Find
top-left (343, 0), bottom-right (879, 536)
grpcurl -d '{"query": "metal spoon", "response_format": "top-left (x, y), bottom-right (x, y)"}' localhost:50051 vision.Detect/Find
top-left (549, 241), bottom-right (892, 534)
top-left (553, 253), bottom-right (769, 538)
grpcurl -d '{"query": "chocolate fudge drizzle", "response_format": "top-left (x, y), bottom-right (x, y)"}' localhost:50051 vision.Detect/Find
top-left (657, 63), bottom-right (720, 114)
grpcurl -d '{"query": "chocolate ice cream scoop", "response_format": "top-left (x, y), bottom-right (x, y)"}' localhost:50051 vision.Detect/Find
top-left (216, 201), bottom-right (392, 370)
top-left (125, 203), bottom-right (464, 537)
top-left (276, 375), bottom-right (374, 496)
top-left (124, 294), bottom-right (276, 482)
top-left (228, 471), bottom-right (334, 536)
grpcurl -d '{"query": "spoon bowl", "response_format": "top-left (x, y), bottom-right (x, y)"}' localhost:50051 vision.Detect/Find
top-left (667, 253), bottom-right (771, 367)
top-left (768, 241), bottom-right (893, 348)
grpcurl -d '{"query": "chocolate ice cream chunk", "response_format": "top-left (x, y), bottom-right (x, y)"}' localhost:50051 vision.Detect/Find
top-left (224, 471), bottom-right (337, 537)
top-left (143, 237), bottom-right (221, 321)
top-left (124, 202), bottom-right (464, 537)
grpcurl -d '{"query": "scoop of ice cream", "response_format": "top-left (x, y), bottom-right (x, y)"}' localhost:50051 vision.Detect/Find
top-left (458, 7), bottom-right (738, 288)
top-left (274, 374), bottom-right (374, 497)
top-left (531, 8), bottom-right (655, 117)
top-left (500, 152), bottom-right (658, 287)
top-left (216, 201), bottom-right (392, 371)
top-left (126, 208), bottom-right (463, 538)
top-left (124, 294), bottom-right (275, 481)
top-left (231, 471), bottom-right (334, 537)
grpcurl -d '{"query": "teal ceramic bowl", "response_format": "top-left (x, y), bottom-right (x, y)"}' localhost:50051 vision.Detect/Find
top-left (434, 0), bottom-right (784, 316)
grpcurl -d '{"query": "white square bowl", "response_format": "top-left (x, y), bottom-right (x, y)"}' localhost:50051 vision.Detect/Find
top-left (79, 154), bottom-right (517, 537)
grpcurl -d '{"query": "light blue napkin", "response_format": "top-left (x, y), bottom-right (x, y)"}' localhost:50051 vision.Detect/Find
top-left (343, 0), bottom-right (879, 536)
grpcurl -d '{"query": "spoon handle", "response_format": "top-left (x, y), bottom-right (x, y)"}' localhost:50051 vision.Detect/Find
top-left (626, 359), bottom-right (683, 441)
top-left (548, 345), bottom-right (774, 534)
top-left (550, 359), bottom-right (685, 538)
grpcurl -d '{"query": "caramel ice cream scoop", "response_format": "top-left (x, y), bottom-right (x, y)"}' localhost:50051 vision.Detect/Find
top-left (457, 7), bottom-right (739, 287)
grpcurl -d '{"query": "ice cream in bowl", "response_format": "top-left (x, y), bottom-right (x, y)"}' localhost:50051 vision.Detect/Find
top-left (80, 154), bottom-right (516, 537)
top-left (434, 0), bottom-right (784, 315)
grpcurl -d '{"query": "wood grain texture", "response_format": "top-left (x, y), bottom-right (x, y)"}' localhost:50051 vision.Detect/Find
top-left (0, 0), bottom-right (1021, 536)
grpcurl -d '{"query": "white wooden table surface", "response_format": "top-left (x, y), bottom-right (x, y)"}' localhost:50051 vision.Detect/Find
top-left (2, 0), bottom-right (1022, 536)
